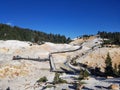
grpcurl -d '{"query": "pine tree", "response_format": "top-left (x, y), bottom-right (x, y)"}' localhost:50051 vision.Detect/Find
top-left (118, 63), bottom-right (120, 76)
top-left (34, 35), bottom-right (39, 43)
top-left (105, 53), bottom-right (113, 76)
top-left (113, 63), bottom-right (118, 76)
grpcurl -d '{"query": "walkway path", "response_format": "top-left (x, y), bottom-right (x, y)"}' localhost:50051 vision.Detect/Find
top-left (49, 46), bottom-right (82, 72)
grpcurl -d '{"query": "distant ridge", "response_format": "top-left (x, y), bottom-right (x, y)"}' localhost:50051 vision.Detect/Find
top-left (0, 23), bottom-right (71, 43)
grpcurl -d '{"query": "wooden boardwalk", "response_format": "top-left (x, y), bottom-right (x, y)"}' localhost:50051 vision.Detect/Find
top-left (12, 46), bottom-right (88, 73)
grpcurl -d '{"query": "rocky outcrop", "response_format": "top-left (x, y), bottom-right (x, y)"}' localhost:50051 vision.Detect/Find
top-left (108, 84), bottom-right (119, 90)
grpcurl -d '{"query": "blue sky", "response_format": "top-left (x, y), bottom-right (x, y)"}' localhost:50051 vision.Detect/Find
top-left (0, 0), bottom-right (120, 38)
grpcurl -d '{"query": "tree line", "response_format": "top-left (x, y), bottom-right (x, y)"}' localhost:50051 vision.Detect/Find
top-left (98, 31), bottom-right (120, 45)
top-left (0, 24), bottom-right (71, 43)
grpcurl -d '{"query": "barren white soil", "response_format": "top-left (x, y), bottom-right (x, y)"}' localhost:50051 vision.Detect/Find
top-left (0, 40), bottom-right (79, 90)
top-left (0, 37), bottom-right (120, 90)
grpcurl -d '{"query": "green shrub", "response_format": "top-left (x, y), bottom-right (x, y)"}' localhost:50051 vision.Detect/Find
top-left (79, 81), bottom-right (87, 84)
top-left (53, 73), bottom-right (67, 84)
top-left (59, 78), bottom-right (67, 83)
top-left (78, 69), bottom-right (89, 80)
top-left (37, 76), bottom-right (48, 82)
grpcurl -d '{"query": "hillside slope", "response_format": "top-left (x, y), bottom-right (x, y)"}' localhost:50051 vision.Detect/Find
top-left (71, 36), bottom-right (120, 71)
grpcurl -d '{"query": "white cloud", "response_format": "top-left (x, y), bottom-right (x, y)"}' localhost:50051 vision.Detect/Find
top-left (6, 22), bottom-right (12, 26)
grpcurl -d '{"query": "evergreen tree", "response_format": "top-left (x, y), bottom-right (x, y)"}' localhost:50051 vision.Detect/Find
top-left (113, 63), bottom-right (118, 76)
top-left (34, 35), bottom-right (39, 43)
top-left (118, 63), bottom-right (120, 76)
top-left (98, 31), bottom-right (120, 45)
top-left (105, 53), bottom-right (113, 76)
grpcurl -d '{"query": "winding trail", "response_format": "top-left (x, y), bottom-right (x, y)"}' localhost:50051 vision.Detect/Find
top-left (49, 44), bottom-right (100, 74)
top-left (13, 44), bottom-right (98, 74)
top-left (50, 46), bottom-right (82, 54)
top-left (49, 46), bottom-right (83, 72)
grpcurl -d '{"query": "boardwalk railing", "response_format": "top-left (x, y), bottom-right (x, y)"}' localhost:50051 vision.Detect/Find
top-left (12, 46), bottom-right (85, 73)
top-left (13, 56), bottom-right (49, 62)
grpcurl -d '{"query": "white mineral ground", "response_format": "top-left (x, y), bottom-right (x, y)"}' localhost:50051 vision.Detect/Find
top-left (0, 36), bottom-right (120, 90)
